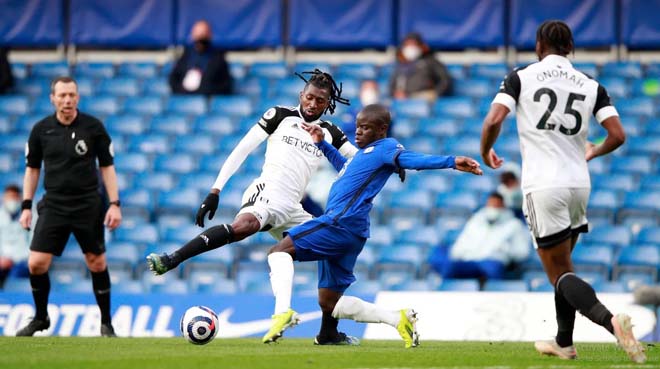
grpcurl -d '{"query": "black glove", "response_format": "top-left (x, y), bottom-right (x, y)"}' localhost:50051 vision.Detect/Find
top-left (195, 193), bottom-right (219, 227)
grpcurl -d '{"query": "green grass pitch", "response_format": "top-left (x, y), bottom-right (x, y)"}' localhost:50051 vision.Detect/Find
top-left (0, 338), bottom-right (654, 369)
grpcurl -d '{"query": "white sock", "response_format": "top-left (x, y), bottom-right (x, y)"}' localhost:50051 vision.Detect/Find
top-left (331, 295), bottom-right (399, 327)
top-left (268, 252), bottom-right (294, 314)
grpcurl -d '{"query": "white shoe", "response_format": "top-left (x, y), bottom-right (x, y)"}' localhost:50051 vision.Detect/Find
top-left (534, 340), bottom-right (577, 360)
top-left (612, 313), bottom-right (646, 364)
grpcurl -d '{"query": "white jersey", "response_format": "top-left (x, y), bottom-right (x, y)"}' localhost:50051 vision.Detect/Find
top-left (492, 54), bottom-right (618, 194)
top-left (212, 105), bottom-right (357, 206)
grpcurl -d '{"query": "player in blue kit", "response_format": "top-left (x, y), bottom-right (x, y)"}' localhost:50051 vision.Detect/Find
top-left (262, 104), bottom-right (483, 347)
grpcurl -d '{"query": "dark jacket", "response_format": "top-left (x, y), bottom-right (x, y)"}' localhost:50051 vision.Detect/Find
top-left (389, 54), bottom-right (452, 97)
top-left (0, 48), bottom-right (14, 94)
top-left (169, 47), bottom-right (232, 95)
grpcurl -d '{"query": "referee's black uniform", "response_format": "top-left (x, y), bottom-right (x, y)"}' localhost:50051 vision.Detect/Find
top-left (17, 97), bottom-right (120, 336)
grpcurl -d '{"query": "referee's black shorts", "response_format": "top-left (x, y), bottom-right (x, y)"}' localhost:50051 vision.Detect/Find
top-left (30, 192), bottom-right (106, 256)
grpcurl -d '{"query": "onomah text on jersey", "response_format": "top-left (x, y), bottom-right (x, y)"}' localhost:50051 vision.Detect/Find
top-left (536, 68), bottom-right (585, 88)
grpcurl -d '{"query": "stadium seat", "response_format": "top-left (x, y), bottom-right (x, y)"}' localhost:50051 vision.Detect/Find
top-left (588, 190), bottom-right (620, 221)
top-left (581, 225), bottom-right (631, 248)
top-left (157, 189), bottom-right (200, 216)
top-left (75, 62), bottom-right (115, 78)
top-left (611, 156), bottom-right (653, 175)
top-left (446, 64), bottom-right (467, 80)
top-left (366, 226), bottom-right (393, 248)
top-left (617, 272), bottom-right (655, 292)
top-left (335, 63), bottom-right (377, 79)
top-left (113, 280), bottom-right (145, 294)
top-left (0, 153), bottom-right (15, 173)
top-left (434, 191), bottom-right (479, 218)
top-left (524, 270), bottom-right (552, 291)
top-left (16, 78), bottom-right (50, 96)
top-left (383, 189), bottom-right (432, 220)
top-left (454, 77), bottom-right (492, 98)
top-left (209, 96), bottom-right (253, 117)
top-left (377, 245), bottom-right (427, 277)
top-left (453, 174), bottom-right (495, 194)
top-left (391, 98), bottom-right (430, 119)
top-left (193, 115), bottom-right (237, 136)
top-left (188, 270), bottom-right (236, 293)
top-left (591, 281), bottom-right (625, 293)
top-left (130, 134), bottom-right (171, 154)
top-left (14, 114), bottom-right (43, 133)
top-left (113, 152), bottom-right (150, 173)
top-left (150, 114), bottom-right (190, 135)
top-left (345, 280), bottom-right (381, 295)
top-left (626, 136), bottom-right (660, 156)
top-left (571, 245), bottom-right (614, 277)
top-left (0, 95), bottom-right (29, 115)
top-left (444, 136), bottom-right (481, 157)
top-left (617, 97), bottom-right (655, 117)
top-left (154, 154), bottom-right (197, 174)
top-left (135, 172), bottom-right (175, 191)
top-left (438, 279), bottom-right (480, 292)
top-left (394, 227), bottom-right (441, 248)
top-left (249, 62), bottom-right (288, 79)
top-left (143, 78), bottom-right (170, 96)
top-left (599, 77), bottom-right (629, 99)
top-left (11, 63), bottom-right (27, 79)
top-left (635, 227), bottom-right (660, 245)
top-left (417, 117), bottom-right (459, 137)
top-left (433, 97), bottom-right (476, 118)
top-left (236, 77), bottom-right (269, 99)
top-left (618, 191), bottom-right (660, 223)
top-left (3, 277), bottom-right (32, 292)
top-left (105, 114), bottom-right (149, 135)
top-left (601, 62), bottom-right (643, 79)
top-left (147, 279), bottom-right (188, 294)
top-left (105, 242), bottom-right (140, 274)
top-left (31, 62), bottom-right (70, 78)
top-left (482, 280), bottom-right (528, 292)
top-left (173, 134), bottom-right (218, 155)
top-left (80, 95), bottom-right (120, 116)
top-left (113, 223), bottom-right (159, 245)
top-left (120, 188), bottom-right (155, 212)
top-left (614, 246), bottom-right (660, 281)
top-left (124, 96), bottom-right (164, 115)
top-left (640, 175), bottom-right (660, 192)
top-left (98, 77), bottom-right (140, 97)
top-left (592, 173), bottom-right (637, 192)
top-left (118, 62), bottom-right (158, 78)
top-left (470, 63), bottom-right (508, 79)
top-left (377, 270), bottom-right (416, 290)
top-left (178, 173), bottom-right (217, 192)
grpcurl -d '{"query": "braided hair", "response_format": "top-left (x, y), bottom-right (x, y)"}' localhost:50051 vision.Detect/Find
top-left (536, 20), bottom-right (574, 56)
top-left (295, 69), bottom-right (350, 115)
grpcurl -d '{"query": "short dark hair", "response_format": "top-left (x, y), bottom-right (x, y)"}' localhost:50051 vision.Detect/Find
top-left (536, 20), bottom-right (574, 56)
top-left (360, 104), bottom-right (391, 127)
top-left (295, 69), bottom-right (349, 115)
top-left (50, 76), bottom-right (77, 94)
top-left (4, 184), bottom-right (20, 194)
top-left (488, 191), bottom-right (504, 202)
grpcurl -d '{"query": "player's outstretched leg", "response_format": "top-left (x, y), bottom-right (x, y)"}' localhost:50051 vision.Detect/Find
top-left (262, 308), bottom-right (299, 343)
top-left (612, 313), bottom-right (646, 363)
top-left (146, 224), bottom-right (234, 275)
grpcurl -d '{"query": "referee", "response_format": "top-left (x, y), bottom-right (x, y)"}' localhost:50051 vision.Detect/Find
top-left (16, 76), bottom-right (122, 337)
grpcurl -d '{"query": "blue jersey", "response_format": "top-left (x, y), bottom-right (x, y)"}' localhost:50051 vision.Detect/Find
top-left (316, 137), bottom-right (456, 238)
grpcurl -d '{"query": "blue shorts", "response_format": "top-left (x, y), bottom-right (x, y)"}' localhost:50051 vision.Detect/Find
top-left (287, 216), bottom-right (366, 293)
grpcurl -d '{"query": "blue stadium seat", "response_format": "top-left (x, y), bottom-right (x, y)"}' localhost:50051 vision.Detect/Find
top-left (105, 242), bottom-right (140, 273)
top-left (151, 114), bottom-right (190, 135)
top-left (386, 279), bottom-right (435, 291)
top-left (157, 189), bottom-right (200, 214)
top-left (601, 62), bottom-right (643, 79)
top-left (135, 172), bottom-right (175, 191)
top-left (366, 226), bottom-right (393, 248)
top-left (433, 97), bottom-right (476, 118)
top-left (345, 280), bottom-right (381, 295)
top-left (14, 114), bottom-right (43, 133)
top-left (470, 63), bottom-right (508, 79)
top-left (599, 77), bottom-right (629, 99)
top-left (188, 270), bottom-right (236, 293)
top-left (119, 188), bottom-right (155, 218)
top-left (453, 174), bottom-right (495, 194)
top-left (444, 136), bottom-right (481, 157)
top-left (3, 277), bottom-right (32, 292)
top-left (523, 270), bottom-right (552, 291)
top-left (130, 134), bottom-right (171, 154)
top-left (438, 279), bottom-right (480, 292)
top-left (617, 97), bottom-right (655, 117)
top-left (113, 223), bottom-right (159, 245)
top-left (616, 272), bottom-right (655, 292)
top-left (173, 134), bottom-right (218, 155)
top-left (395, 227), bottom-right (441, 248)
top-left (105, 114), bottom-right (149, 135)
top-left (581, 225), bottom-right (631, 248)
top-left (482, 280), bottom-right (528, 292)
top-left (178, 173), bottom-right (217, 192)
top-left (626, 136), bottom-right (660, 156)
top-left (383, 189), bottom-right (432, 219)
top-left (249, 62), bottom-right (288, 79)
top-left (159, 223), bottom-right (202, 244)
top-left (587, 158), bottom-right (611, 175)
top-left (588, 190), bottom-right (620, 221)
top-left (154, 154), bottom-right (197, 174)
top-left (31, 62), bottom-right (70, 78)
top-left (454, 77), bottom-right (492, 98)
top-left (377, 245), bottom-right (427, 276)
top-left (209, 96), bottom-right (254, 117)
top-left (592, 174), bottom-right (637, 192)
top-left (11, 63), bottom-right (27, 79)
top-left (0, 135), bottom-right (29, 154)
top-left (118, 62), bottom-right (158, 78)
top-left (293, 62), bottom-right (333, 75)
top-left (571, 245), bottom-right (613, 277)
top-left (434, 191), bottom-right (479, 217)
top-left (335, 63), bottom-right (377, 79)
top-left (614, 246), bottom-right (660, 280)
top-left (0, 116), bottom-right (10, 134)
top-left (228, 62), bottom-right (247, 81)
top-left (80, 95), bottom-right (120, 115)
top-left (271, 77), bottom-right (305, 98)
top-left (573, 62), bottom-right (598, 78)
top-left (0, 153), bottom-right (15, 172)
top-left (122, 96), bottom-right (162, 115)
top-left (75, 62), bottom-right (115, 78)
top-left (417, 117), bottom-right (458, 137)
top-left (147, 279), bottom-right (188, 294)
top-left (0, 95), bottom-right (29, 115)
top-left (143, 78), bottom-right (170, 96)
top-left (592, 281), bottom-right (625, 293)
top-left (377, 270), bottom-right (415, 290)
top-left (391, 98), bottom-right (430, 119)
top-left (193, 115), bottom-right (237, 135)
top-left (76, 77), bottom-right (95, 96)
top-left (446, 64), bottom-right (467, 80)
top-left (636, 227), bottom-right (660, 245)
top-left (641, 175), bottom-right (660, 192)
top-left (98, 77), bottom-right (140, 97)
top-left (113, 152), bottom-right (150, 173)
top-left (236, 77), bottom-right (269, 99)
top-left (611, 156), bottom-right (653, 175)
top-left (619, 191), bottom-right (660, 222)
top-left (113, 280), bottom-right (144, 294)
top-left (16, 78), bottom-right (50, 96)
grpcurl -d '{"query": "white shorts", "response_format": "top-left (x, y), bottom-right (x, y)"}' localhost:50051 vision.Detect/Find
top-left (522, 188), bottom-right (590, 249)
top-left (236, 180), bottom-right (312, 241)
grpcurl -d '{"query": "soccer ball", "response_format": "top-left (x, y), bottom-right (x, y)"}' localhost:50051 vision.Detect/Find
top-left (180, 306), bottom-right (219, 345)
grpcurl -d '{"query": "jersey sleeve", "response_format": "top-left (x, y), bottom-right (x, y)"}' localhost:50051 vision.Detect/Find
top-left (320, 121), bottom-right (358, 158)
top-left (593, 83), bottom-right (619, 124)
top-left (492, 69), bottom-right (521, 112)
top-left (257, 107), bottom-right (284, 134)
top-left (95, 120), bottom-right (114, 167)
top-left (25, 124), bottom-right (43, 168)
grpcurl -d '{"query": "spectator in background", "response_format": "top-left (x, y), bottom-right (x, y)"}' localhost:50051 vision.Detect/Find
top-left (341, 80), bottom-right (385, 143)
top-left (0, 185), bottom-right (30, 287)
top-left (0, 48), bottom-right (14, 94)
top-left (389, 32), bottom-right (452, 103)
top-left (497, 162), bottom-right (524, 220)
top-left (429, 192), bottom-right (530, 282)
top-left (169, 20), bottom-right (233, 96)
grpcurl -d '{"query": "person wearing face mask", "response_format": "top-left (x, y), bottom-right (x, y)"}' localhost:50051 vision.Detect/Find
top-left (389, 32), bottom-right (452, 103)
top-left (0, 185), bottom-right (30, 287)
top-left (429, 192), bottom-right (530, 282)
top-left (169, 20), bottom-right (233, 95)
top-left (497, 162), bottom-right (524, 220)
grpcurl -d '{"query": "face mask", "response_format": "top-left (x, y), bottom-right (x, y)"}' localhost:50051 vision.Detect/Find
top-left (360, 89), bottom-right (379, 106)
top-left (497, 184), bottom-right (523, 208)
top-left (483, 207), bottom-right (503, 223)
top-left (3, 199), bottom-right (20, 216)
top-left (194, 39), bottom-right (211, 51)
top-left (401, 45), bottom-right (422, 61)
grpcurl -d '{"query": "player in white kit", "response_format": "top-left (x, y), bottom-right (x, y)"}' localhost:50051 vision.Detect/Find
top-left (147, 70), bottom-right (357, 274)
top-left (480, 20), bottom-right (645, 363)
